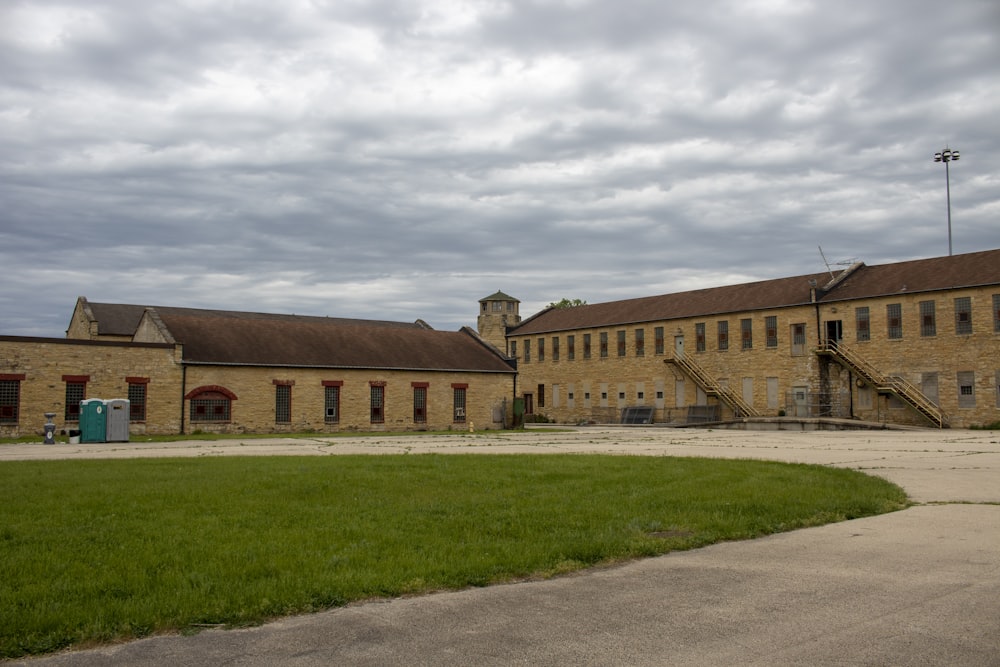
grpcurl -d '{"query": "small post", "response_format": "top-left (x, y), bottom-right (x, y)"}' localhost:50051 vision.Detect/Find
top-left (43, 412), bottom-right (56, 445)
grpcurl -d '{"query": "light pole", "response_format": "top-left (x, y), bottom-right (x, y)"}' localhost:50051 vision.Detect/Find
top-left (933, 147), bottom-right (959, 256)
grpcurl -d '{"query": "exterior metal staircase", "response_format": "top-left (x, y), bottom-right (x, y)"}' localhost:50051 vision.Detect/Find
top-left (817, 340), bottom-right (948, 428)
top-left (664, 355), bottom-right (760, 418)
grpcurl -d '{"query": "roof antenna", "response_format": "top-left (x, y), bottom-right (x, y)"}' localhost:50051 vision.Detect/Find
top-left (818, 245), bottom-right (835, 281)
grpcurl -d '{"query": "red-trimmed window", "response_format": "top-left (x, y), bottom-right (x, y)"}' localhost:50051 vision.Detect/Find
top-left (370, 382), bottom-right (385, 424)
top-left (323, 381), bottom-right (342, 423)
top-left (274, 380), bottom-right (293, 424)
top-left (63, 375), bottom-right (89, 421)
top-left (127, 377), bottom-right (148, 422)
top-left (0, 374), bottom-right (25, 425)
top-left (452, 384), bottom-right (467, 423)
top-left (186, 386), bottom-right (236, 423)
top-left (413, 382), bottom-right (428, 423)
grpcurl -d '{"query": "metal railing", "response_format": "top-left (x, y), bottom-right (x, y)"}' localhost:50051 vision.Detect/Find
top-left (665, 354), bottom-right (760, 418)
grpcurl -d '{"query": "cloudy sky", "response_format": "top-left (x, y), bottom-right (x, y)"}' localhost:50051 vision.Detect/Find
top-left (2, 0), bottom-right (998, 337)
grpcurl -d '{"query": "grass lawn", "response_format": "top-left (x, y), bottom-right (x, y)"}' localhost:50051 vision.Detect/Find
top-left (0, 454), bottom-right (908, 658)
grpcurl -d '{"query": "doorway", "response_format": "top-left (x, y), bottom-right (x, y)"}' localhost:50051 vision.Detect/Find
top-left (674, 335), bottom-right (685, 358)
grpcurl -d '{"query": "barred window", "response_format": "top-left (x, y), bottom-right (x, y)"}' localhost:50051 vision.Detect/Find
top-left (453, 386), bottom-right (467, 422)
top-left (617, 330), bottom-right (626, 357)
top-left (957, 371), bottom-right (975, 408)
top-left (765, 316), bottom-right (778, 348)
top-left (127, 382), bottom-right (147, 422)
top-left (538, 338), bottom-right (545, 362)
top-left (190, 398), bottom-right (230, 422)
top-left (696, 323), bottom-right (706, 352)
top-left (0, 379), bottom-right (21, 425)
top-left (654, 327), bottom-right (665, 355)
top-left (718, 321), bottom-right (729, 351)
top-left (600, 332), bottom-right (608, 358)
top-left (552, 336), bottom-right (560, 361)
top-left (537, 384), bottom-right (545, 408)
top-left (954, 297), bottom-right (972, 335)
top-left (791, 323), bottom-right (806, 356)
top-left (524, 339), bottom-right (531, 363)
top-left (583, 333), bottom-right (592, 359)
top-left (275, 384), bottom-right (291, 423)
top-left (370, 384), bottom-right (385, 424)
top-left (509, 340), bottom-right (517, 359)
top-left (413, 385), bottom-right (427, 423)
top-left (994, 294), bottom-right (1000, 332)
top-left (855, 307), bottom-right (870, 342)
top-left (65, 382), bottom-right (85, 421)
top-left (634, 329), bottom-right (644, 357)
top-left (324, 385), bottom-right (340, 423)
top-left (887, 304), bottom-right (902, 339)
top-left (920, 301), bottom-right (936, 337)
top-left (567, 335), bottom-right (575, 360)
top-left (741, 318), bottom-right (753, 350)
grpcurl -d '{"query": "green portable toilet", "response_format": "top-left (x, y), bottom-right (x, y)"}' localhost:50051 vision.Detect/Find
top-left (79, 399), bottom-right (107, 443)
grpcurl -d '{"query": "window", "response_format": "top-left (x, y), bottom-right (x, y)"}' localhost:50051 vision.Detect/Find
top-left (537, 338), bottom-right (545, 362)
top-left (370, 383), bottom-right (385, 423)
top-left (765, 316), bottom-right (778, 348)
top-left (324, 382), bottom-right (341, 423)
top-left (996, 370), bottom-right (1000, 409)
top-left (507, 301), bottom-right (515, 312)
top-left (994, 294), bottom-right (1000, 332)
top-left (188, 387), bottom-right (233, 423)
top-left (413, 384), bottom-right (427, 423)
top-left (855, 307), bottom-right (870, 342)
top-left (955, 297), bottom-right (972, 335)
top-left (524, 339), bottom-right (531, 363)
top-left (717, 321), bottom-right (729, 351)
top-left (741, 318), bottom-right (753, 350)
top-left (957, 371), bottom-right (975, 408)
top-left (617, 330), bottom-right (626, 357)
top-left (275, 383), bottom-right (291, 423)
top-left (0, 375), bottom-right (23, 425)
top-left (654, 327), bottom-right (664, 355)
top-left (583, 333), bottom-right (592, 359)
top-left (887, 304), bottom-right (902, 339)
top-left (600, 332), bottom-right (608, 358)
top-left (635, 329), bottom-right (644, 357)
top-left (567, 335), bottom-right (575, 360)
top-left (63, 376), bottom-right (87, 421)
top-left (509, 340), bottom-right (517, 359)
top-left (537, 384), bottom-right (545, 408)
top-left (791, 323), bottom-right (806, 356)
top-left (453, 385), bottom-right (467, 422)
top-left (696, 323), bottom-right (706, 352)
top-left (552, 336), bottom-right (560, 361)
top-left (127, 379), bottom-right (147, 422)
top-left (492, 301), bottom-right (502, 312)
top-left (920, 301), bottom-right (936, 337)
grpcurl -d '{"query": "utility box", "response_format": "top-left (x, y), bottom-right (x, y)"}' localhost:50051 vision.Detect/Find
top-left (105, 399), bottom-right (130, 443)
top-left (79, 399), bottom-right (107, 443)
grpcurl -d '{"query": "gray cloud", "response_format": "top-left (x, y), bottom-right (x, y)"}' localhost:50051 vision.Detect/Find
top-left (1, 0), bottom-right (998, 337)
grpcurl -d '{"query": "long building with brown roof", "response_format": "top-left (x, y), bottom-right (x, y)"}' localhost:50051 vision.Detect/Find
top-left (501, 248), bottom-right (1000, 428)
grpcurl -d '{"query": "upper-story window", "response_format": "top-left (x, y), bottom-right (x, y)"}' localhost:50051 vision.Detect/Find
top-left (887, 304), bottom-right (902, 339)
top-left (552, 336), bottom-right (560, 361)
top-left (654, 327), bottom-right (664, 355)
top-left (583, 333), bottom-right (592, 359)
top-left (954, 297), bottom-right (972, 335)
top-left (718, 321), bottom-right (729, 351)
top-left (537, 338), bottom-right (545, 362)
top-left (920, 301), bottom-right (936, 337)
top-left (617, 330), bottom-right (626, 357)
top-left (567, 335), bottom-right (575, 360)
top-left (634, 329), bottom-right (644, 357)
top-left (741, 318), bottom-right (753, 350)
top-left (855, 307), bottom-right (870, 342)
top-left (600, 332), bottom-right (609, 358)
top-left (765, 316), bottom-right (778, 348)
top-left (695, 323), bottom-right (706, 352)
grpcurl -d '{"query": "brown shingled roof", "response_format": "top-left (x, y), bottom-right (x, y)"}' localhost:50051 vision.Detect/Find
top-left (87, 303), bottom-right (514, 372)
top-left (509, 270), bottom-right (833, 335)
top-left (817, 248), bottom-right (1000, 302)
top-left (509, 248), bottom-right (1000, 335)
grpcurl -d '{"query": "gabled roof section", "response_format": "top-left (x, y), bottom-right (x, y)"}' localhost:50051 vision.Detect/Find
top-left (508, 271), bottom-right (832, 335)
top-left (817, 248), bottom-right (1000, 302)
top-left (479, 290), bottom-right (520, 303)
top-left (82, 302), bottom-right (514, 372)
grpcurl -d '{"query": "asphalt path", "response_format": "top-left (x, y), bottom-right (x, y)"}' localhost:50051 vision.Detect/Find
top-left (8, 426), bottom-right (1000, 666)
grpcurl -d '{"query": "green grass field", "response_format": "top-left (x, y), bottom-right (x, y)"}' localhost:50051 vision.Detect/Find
top-left (0, 454), bottom-right (908, 658)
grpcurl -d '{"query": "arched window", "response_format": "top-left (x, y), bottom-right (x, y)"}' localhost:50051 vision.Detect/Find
top-left (185, 385), bottom-right (237, 423)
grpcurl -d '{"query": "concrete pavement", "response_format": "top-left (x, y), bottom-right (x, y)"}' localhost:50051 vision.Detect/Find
top-left (9, 427), bottom-right (1000, 666)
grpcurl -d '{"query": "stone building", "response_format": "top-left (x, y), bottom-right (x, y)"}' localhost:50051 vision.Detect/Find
top-left (504, 248), bottom-right (1000, 429)
top-left (1, 299), bottom-right (516, 437)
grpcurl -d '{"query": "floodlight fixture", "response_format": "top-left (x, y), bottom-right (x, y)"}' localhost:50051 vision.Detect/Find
top-left (934, 147), bottom-right (959, 256)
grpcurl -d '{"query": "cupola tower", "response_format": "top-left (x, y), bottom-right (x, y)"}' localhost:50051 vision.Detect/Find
top-left (477, 291), bottom-right (520, 353)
